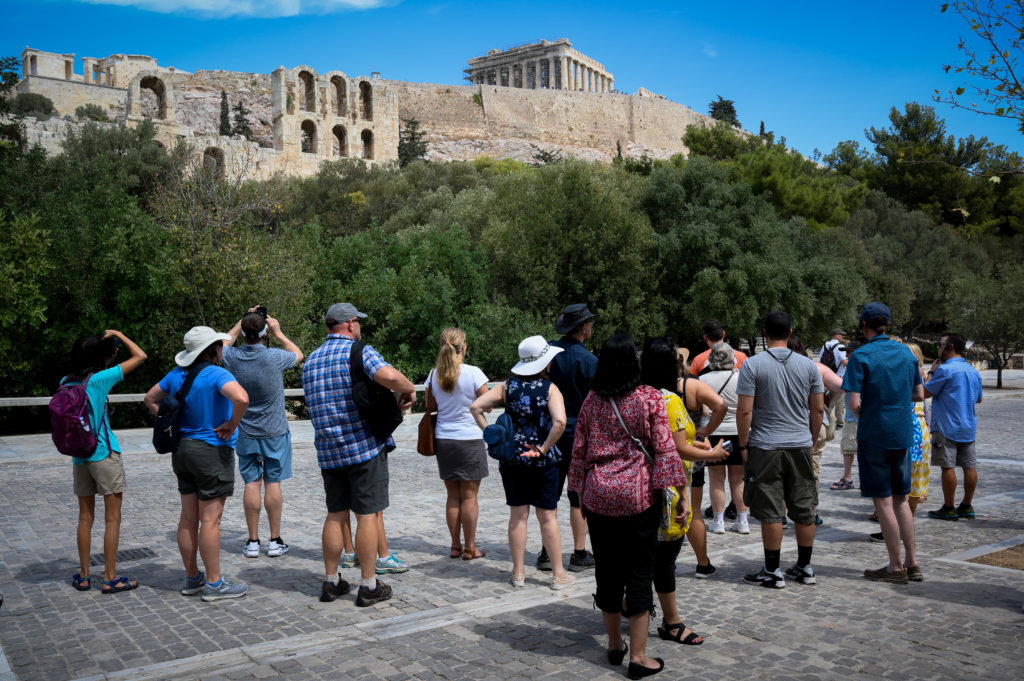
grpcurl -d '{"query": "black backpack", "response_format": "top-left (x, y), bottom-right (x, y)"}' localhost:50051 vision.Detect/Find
top-left (153, 362), bottom-right (209, 454)
top-left (821, 343), bottom-right (840, 373)
top-left (349, 341), bottom-right (403, 441)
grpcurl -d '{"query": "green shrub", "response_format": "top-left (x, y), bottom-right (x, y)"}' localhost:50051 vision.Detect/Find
top-left (12, 92), bottom-right (55, 120)
top-left (75, 103), bottom-right (110, 122)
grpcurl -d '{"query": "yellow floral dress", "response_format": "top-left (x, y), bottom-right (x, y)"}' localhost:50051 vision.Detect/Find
top-left (659, 389), bottom-right (695, 540)
top-left (909, 400), bottom-right (931, 499)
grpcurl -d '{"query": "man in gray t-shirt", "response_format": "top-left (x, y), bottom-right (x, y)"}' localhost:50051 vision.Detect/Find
top-left (736, 311), bottom-right (825, 589)
top-left (223, 308), bottom-right (303, 558)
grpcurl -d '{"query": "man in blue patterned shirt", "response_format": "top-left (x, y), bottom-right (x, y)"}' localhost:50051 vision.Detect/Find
top-left (302, 303), bottom-right (415, 607)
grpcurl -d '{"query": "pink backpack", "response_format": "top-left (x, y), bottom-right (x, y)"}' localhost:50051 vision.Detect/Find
top-left (49, 375), bottom-right (108, 457)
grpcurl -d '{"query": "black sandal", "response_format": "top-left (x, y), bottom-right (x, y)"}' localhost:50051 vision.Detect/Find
top-left (657, 620), bottom-right (704, 645)
top-left (101, 576), bottom-right (138, 594)
top-left (71, 573), bottom-right (91, 592)
top-left (608, 642), bottom-right (628, 665)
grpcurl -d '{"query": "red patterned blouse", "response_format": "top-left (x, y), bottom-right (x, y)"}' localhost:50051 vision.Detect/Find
top-left (568, 385), bottom-right (685, 517)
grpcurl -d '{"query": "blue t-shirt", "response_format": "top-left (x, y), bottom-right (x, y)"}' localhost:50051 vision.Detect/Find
top-left (67, 365), bottom-right (124, 465)
top-left (548, 336), bottom-right (598, 427)
top-left (221, 344), bottom-right (297, 439)
top-left (158, 365), bottom-right (239, 448)
top-left (841, 335), bottom-right (921, 449)
top-left (926, 357), bottom-right (983, 442)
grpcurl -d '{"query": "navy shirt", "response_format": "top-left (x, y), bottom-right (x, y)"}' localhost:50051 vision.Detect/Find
top-left (841, 335), bottom-right (922, 449)
top-left (548, 336), bottom-right (597, 429)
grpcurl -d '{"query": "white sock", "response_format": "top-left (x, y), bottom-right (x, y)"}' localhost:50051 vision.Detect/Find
top-left (714, 512), bottom-right (724, 524)
top-left (739, 511), bottom-right (749, 523)
top-left (361, 576), bottom-right (377, 590)
top-left (327, 572), bottom-right (340, 585)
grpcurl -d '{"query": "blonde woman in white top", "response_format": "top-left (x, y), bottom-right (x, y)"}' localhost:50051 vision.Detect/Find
top-left (426, 328), bottom-right (491, 560)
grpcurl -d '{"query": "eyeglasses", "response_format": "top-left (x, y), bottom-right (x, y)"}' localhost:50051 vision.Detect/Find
top-left (347, 318), bottom-right (361, 325)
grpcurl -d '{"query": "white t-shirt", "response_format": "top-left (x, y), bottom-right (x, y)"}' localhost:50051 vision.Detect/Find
top-left (819, 339), bottom-right (847, 378)
top-left (699, 370), bottom-right (739, 435)
top-left (427, 364), bottom-right (489, 440)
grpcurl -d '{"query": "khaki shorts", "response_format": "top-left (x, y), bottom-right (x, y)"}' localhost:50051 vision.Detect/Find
top-left (840, 423), bottom-right (858, 456)
top-left (743, 447), bottom-right (817, 525)
top-left (73, 451), bottom-right (126, 497)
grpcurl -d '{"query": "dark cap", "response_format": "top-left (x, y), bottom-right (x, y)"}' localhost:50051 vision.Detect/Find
top-left (555, 303), bottom-right (596, 335)
top-left (830, 328), bottom-right (845, 337)
top-left (325, 302), bottom-right (367, 326)
top-left (858, 302), bottom-right (891, 324)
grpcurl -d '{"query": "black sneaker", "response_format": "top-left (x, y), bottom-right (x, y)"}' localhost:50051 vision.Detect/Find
top-left (355, 579), bottom-right (392, 607)
top-left (703, 505), bottom-right (713, 519)
top-left (725, 501), bottom-right (737, 520)
top-left (568, 551), bottom-right (595, 572)
top-left (536, 548), bottom-right (552, 572)
top-left (869, 532), bottom-right (886, 543)
top-left (695, 562), bottom-right (717, 579)
top-left (744, 567), bottom-right (785, 589)
top-left (783, 563), bottom-right (816, 585)
top-left (927, 505), bottom-right (959, 521)
top-left (319, 575), bottom-right (351, 602)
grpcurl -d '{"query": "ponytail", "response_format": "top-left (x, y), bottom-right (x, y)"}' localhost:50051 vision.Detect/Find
top-left (435, 327), bottom-right (466, 392)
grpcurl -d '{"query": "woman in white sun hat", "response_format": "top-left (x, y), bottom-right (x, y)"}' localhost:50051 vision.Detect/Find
top-left (471, 335), bottom-right (575, 591)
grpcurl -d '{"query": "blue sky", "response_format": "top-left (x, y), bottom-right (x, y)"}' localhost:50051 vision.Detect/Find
top-left (3, 0), bottom-right (1022, 157)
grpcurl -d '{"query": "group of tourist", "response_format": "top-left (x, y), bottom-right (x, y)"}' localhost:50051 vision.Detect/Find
top-left (62, 299), bottom-right (984, 679)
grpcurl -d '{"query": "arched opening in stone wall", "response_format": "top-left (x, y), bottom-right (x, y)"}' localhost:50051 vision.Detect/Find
top-left (203, 147), bottom-right (225, 178)
top-left (331, 76), bottom-right (347, 116)
top-left (298, 70), bottom-right (315, 113)
top-left (139, 75), bottom-right (168, 120)
top-left (301, 120), bottom-right (318, 154)
top-left (359, 81), bottom-right (373, 121)
top-left (332, 125), bottom-right (347, 157)
top-left (360, 129), bottom-right (373, 160)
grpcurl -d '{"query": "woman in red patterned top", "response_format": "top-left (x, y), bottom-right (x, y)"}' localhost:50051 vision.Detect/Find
top-left (569, 335), bottom-right (685, 679)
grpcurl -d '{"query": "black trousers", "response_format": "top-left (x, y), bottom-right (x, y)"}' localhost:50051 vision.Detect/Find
top-left (587, 503), bottom-right (659, 616)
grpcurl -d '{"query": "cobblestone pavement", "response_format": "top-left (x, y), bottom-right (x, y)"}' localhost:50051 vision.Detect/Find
top-left (1, 371), bottom-right (1023, 681)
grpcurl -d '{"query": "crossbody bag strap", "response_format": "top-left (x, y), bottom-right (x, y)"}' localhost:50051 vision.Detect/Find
top-left (175, 361), bottom-right (209, 407)
top-left (716, 372), bottom-right (735, 396)
top-left (81, 372), bottom-right (113, 454)
top-left (608, 396), bottom-right (654, 466)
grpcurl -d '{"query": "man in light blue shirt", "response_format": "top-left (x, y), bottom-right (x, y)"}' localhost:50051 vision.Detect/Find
top-left (925, 334), bottom-right (983, 521)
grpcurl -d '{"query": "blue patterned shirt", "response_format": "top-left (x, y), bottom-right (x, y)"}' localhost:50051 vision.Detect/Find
top-left (302, 334), bottom-right (395, 469)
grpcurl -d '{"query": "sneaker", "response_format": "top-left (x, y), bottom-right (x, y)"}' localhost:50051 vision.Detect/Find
top-left (781, 516), bottom-right (789, 528)
top-left (340, 551), bottom-right (359, 568)
top-left (319, 575), bottom-right (351, 602)
top-left (242, 539), bottom-right (260, 558)
top-left (927, 505), bottom-right (959, 521)
top-left (815, 514), bottom-right (824, 526)
top-left (869, 532), bottom-right (886, 543)
top-left (744, 567), bottom-right (785, 589)
top-left (695, 562), bottom-right (717, 579)
top-left (730, 519), bottom-right (750, 534)
top-left (509, 573), bottom-right (526, 587)
top-left (863, 565), bottom-right (908, 584)
top-left (568, 551), bottom-right (595, 572)
top-left (906, 565), bottom-right (924, 582)
top-left (703, 505), bottom-right (713, 519)
top-left (725, 501), bottom-right (737, 520)
top-left (181, 571), bottom-right (205, 596)
top-left (550, 574), bottom-right (576, 590)
top-left (355, 579), bottom-right (392, 607)
top-left (536, 548), bottom-right (552, 572)
top-left (375, 552), bottom-right (410, 574)
top-left (267, 539), bottom-right (289, 557)
top-left (783, 563), bottom-right (816, 585)
top-left (201, 576), bottom-right (249, 602)
top-left (956, 503), bottom-right (976, 519)
top-left (708, 519), bottom-right (726, 534)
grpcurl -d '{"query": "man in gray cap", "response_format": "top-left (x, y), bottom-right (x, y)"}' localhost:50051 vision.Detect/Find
top-left (302, 303), bottom-right (416, 606)
top-left (540, 303), bottom-right (598, 572)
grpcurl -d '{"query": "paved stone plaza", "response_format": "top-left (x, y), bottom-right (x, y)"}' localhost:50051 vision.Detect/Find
top-left (1, 372), bottom-right (1023, 681)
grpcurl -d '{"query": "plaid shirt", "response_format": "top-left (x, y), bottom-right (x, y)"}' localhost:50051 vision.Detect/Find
top-left (302, 334), bottom-right (395, 469)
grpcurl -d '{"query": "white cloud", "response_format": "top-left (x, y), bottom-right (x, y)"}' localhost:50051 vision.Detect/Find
top-left (701, 42), bottom-right (717, 58)
top-left (74, 0), bottom-right (391, 18)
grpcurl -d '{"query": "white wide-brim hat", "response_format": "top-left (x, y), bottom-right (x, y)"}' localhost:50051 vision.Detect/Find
top-left (175, 326), bottom-right (232, 367)
top-left (511, 335), bottom-right (563, 376)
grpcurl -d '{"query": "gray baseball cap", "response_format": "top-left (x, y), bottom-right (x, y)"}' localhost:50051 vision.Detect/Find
top-left (325, 302), bottom-right (367, 326)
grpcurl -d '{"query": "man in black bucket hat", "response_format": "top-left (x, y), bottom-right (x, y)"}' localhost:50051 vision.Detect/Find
top-left (538, 303), bottom-right (598, 572)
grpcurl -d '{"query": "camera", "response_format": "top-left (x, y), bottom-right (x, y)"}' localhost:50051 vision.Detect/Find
top-left (255, 306), bottom-right (268, 319)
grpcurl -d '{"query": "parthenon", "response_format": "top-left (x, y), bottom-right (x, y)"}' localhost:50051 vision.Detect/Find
top-left (464, 38), bottom-right (614, 92)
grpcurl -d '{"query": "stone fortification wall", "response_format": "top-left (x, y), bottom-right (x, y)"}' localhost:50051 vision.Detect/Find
top-left (16, 75), bottom-right (127, 116)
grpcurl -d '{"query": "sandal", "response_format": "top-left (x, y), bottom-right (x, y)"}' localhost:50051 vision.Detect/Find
top-left (449, 546), bottom-right (463, 559)
top-left (829, 478), bottom-right (854, 490)
top-left (71, 573), bottom-right (91, 592)
top-left (868, 513), bottom-right (879, 523)
top-left (462, 547), bottom-right (486, 561)
top-left (101, 576), bottom-right (138, 594)
top-left (657, 620), bottom-right (704, 645)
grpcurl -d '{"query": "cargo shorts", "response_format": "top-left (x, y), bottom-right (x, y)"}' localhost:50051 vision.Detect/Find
top-left (743, 446), bottom-right (817, 525)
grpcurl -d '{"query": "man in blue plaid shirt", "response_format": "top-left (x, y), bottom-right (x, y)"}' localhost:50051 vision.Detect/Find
top-left (302, 303), bottom-right (415, 607)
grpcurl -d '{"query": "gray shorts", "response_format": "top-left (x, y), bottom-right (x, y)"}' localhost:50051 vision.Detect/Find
top-left (743, 447), bottom-right (817, 525)
top-left (172, 438), bottom-right (235, 501)
top-left (73, 451), bottom-right (126, 497)
top-left (321, 451), bottom-right (389, 515)
top-left (931, 430), bottom-right (977, 468)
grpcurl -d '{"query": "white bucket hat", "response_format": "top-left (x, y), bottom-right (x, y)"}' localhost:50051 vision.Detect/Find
top-left (174, 326), bottom-right (232, 367)
top-left (511, 335), bottom-right (563, 376)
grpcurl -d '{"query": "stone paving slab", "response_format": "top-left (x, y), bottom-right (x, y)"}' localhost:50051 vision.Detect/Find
top-left (1, 372), bottom-right (1023, 680)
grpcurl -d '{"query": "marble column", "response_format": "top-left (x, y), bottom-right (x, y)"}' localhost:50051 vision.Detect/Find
top-left (559, 56), bottom-right (568, 90)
